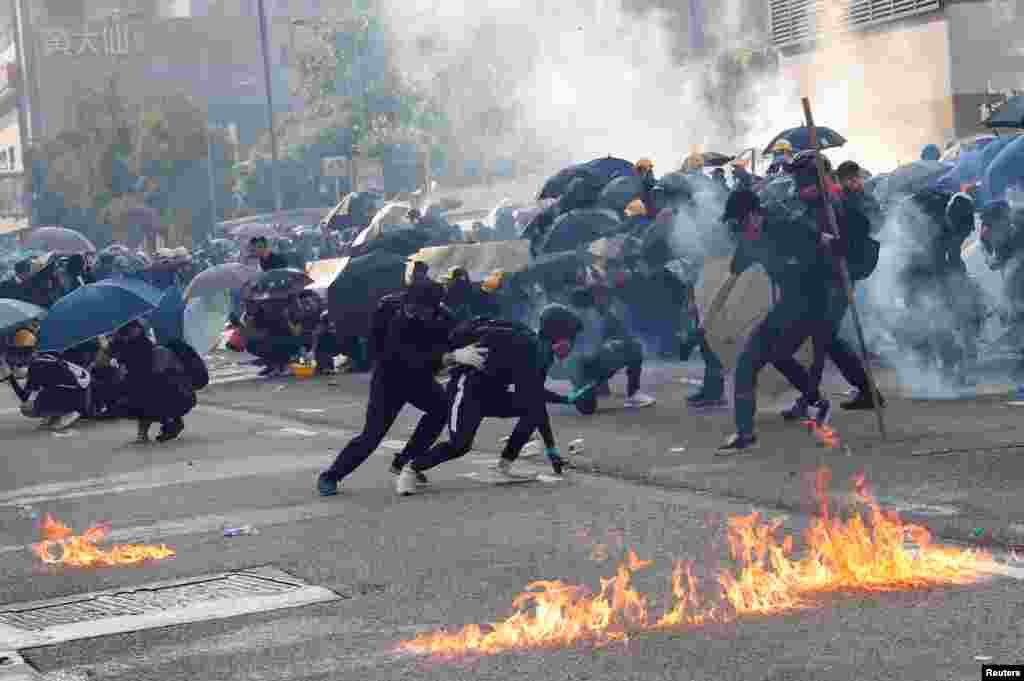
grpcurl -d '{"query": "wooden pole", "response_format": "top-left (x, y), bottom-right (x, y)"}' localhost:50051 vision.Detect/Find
top-left (801, 97), bottom-right (887, 440)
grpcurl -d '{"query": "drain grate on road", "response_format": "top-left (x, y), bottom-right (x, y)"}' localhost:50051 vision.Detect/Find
top-left (0, 566), bottom-right (339, 651)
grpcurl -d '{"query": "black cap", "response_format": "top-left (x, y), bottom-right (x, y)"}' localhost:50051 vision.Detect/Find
top-left (405, 280), bottom-right (444, 308)
top-left (539, 303), bottom-right (583, 340)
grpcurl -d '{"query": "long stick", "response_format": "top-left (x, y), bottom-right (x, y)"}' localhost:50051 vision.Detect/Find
top-left (801, 97), bottom-right (887, 440)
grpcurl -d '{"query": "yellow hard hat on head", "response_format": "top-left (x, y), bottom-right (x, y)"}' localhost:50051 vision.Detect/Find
top-left (14, 329), bottom-right (37, 349)
top-left (772, 139), bottom-right (794, 154)
top-left (635, 158), bottom-right (654, 171)
top-left (482, 269), bottom-right (505, 292)
top-left (624, 199), bottom-right (648, 217)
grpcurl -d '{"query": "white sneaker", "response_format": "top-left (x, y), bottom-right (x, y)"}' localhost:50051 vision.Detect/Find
top-left (38, 416), bottom-right (59, 430)
top-left (54, 412), bottom-right (81, 430)
top-left (396, 465), bottom-right (419, 496)
top-left (518, 440), bottom-right (544, 458)
top-left (493, 459), bottom-right (532, 481)
top-left (624, 392), bottom-right (656, 408)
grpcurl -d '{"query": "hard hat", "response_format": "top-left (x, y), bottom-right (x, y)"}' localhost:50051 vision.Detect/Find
top-left (772, 139), bottom-right (794, 154)
top-left (481, 269), bottom-right (505, 292)
top-left (624, 199), bottom-right (648, 217)
top-left (13, 329), bottom-right (37, 349)
top-left (635, 158), bottom-right (654, 171)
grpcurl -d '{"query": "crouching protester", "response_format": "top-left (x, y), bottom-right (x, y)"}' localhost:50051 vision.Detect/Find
top-left (567, 287), bottom-right (655, 414)
top-left (395, 304), bottom-right (589, 496)
top-left (317, 281), bottom-right (473, 496)
top-left (2, 329), bottom-right (91, 431)
top-left (109, 320), bottom-right (208, 443)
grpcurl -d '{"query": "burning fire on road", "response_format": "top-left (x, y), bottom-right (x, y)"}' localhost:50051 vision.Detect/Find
top-left (31, 514), bottom-right (175, 568)
top-left (400, 470), bottom-right (996, 658)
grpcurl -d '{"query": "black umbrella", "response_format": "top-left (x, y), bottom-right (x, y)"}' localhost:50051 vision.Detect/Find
top-left (326, 251), bottom-right (408, 337)
top-left (348, 228), bottom-right (433, 259)
top-left (511, 250), bottom-right (594, 291)
top-left (242, 268), bottom-right (314, 301)
top-left (763, 126), bottom-right (847, 155)
top-left (541, 209), bottom-right (622, 254)
top-left (875, 161), bottom-right (951, 201)
top-left (983, 95), bottom-right (1024, 129)
top-left (597, 175), bottom-right (646, 214)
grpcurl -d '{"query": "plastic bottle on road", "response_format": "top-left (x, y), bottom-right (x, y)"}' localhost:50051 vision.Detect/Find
top-left (223, 525), bottom-right (259, 537)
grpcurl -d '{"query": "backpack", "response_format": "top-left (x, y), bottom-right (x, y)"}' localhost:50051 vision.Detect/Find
top-left (449, 317), bottom-right (540, 382)
top-left (28, 355), bottom-right (90, 391)
top-left (164, 338), bottom-right (210, 390)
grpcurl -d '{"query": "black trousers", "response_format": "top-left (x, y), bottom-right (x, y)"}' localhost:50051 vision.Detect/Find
top-left (411, 371), bottom-right (548, 472)
top-left (772, 285), bottom-right (869, 401)
top-left (578, 338), bottom-right (644, 396)
top-left (323, 365), bottom-right (448, 482)
top-left (734, 296), bottom-right (827, 436)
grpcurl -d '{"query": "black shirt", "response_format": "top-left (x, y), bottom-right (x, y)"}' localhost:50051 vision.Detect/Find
top-left (259, 252), bottom-right (289, 271)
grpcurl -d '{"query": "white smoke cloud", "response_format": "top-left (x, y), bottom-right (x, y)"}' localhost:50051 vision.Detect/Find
top-left (378, 0), bottom-right (798, 176)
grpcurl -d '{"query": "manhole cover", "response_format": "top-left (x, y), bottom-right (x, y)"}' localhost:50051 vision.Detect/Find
top-left (0, 567), bottom-right (339, 650)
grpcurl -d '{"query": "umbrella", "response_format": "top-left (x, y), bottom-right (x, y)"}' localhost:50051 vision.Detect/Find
top-left (24, 227), bottom-right (96, 255)
top-left (0, 299), bottom-right (46, 335)
top-left (184, 262), bottom-right (261, 302)
top-left (184, 290), bottom-right (232, 354)
top-left (230, 223), bottom-right (280, 241)
top-left (980, 135), bottom-right (1024, 207)
top-left (242, 268), bottom-right (314, 301)
top-left (875, 161), bottom-right (952, 202)
top-left (120, 206), bottom-right (161, 236)
top-left (538, 157), bottom-right (636, 200)
top-left (354, 203), bottom-right (413, 246)
top-left (541, 209), bottom-right (622, 254)
top-left (983, 95), bottom-right (1024, 129)
top-left (36, 278), bottom-right (164, 353)
top-left (349, 229), bottom-right (432, 259)
top-left (762, 126), bottom-right (847, 155)
top-left (323, 192), bottom-right (383, 231)
top-left (597, 175), bottom-right (646, 214)
top-left (511, 250), bottom-right (594, 290)
top-left (326, 251), bottom-right (408, 337)
top-left (699, 152), bottom-right (736, 167)
top-left (149, 286), bottom-right (186, 345)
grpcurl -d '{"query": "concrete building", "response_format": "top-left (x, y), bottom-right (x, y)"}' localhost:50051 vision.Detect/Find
top-left (769, 0), bottom-right (1024, 169)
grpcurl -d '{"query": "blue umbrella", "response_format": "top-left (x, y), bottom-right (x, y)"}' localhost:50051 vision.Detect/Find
top-left (149, 286), bottom-right (186, 345)
top-left (37, 278), bottom-right (164, 353)
top-left (0, 299), bottom-right (46, 335)
top-left (980, 135), bottom-right (1024, 207)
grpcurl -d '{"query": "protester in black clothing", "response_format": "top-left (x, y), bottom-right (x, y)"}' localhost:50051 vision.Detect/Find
top-left (317, 281), bottom-right (486, 496)
top-left (311, 311), bottom-right (341, 375)
top-left (776, 161), bottom-right (885, 415)
top-left (109, 320), bottom-right (197, 443)
top-left (716, 187), bottom-right (833, 453)
top-left (396, 304), bottom-right (589, 495)
top-left (250, 237), bottom-right (289, 271)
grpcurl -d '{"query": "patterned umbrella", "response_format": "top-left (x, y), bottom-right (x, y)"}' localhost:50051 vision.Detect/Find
top-left (241, 268), bottom-right (314, 301)
top-left (184, 263), bottom-right (261, 302)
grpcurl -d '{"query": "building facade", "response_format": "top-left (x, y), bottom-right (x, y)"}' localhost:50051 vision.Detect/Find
top-left (768, 0), bottom-right (1024, 168)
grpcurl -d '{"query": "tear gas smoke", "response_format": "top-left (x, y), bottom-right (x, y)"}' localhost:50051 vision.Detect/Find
top-left (378, 0), bottom-right (796, 175)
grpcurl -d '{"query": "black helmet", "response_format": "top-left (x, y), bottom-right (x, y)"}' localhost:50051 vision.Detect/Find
top-left (539, 303), bottom-right (583, 340)
top-left (405, 280), bottom-right (445, 308)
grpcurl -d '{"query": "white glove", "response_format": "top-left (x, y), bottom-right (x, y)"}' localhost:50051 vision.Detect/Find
top-left (451, 344), bottom-right (488, 370)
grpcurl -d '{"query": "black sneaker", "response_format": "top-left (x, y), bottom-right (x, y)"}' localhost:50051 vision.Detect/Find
top-left (811, 399), bottom-right (832, 427)
top-left (781, 396), bottom-right (810, 421)
top-left (840, 391), bottom-right (885, 411)
top-left (716, 433), bottom-right (758, 455)
top-left (258, 365), bottom-right (277, 377)
top-left (317, 472), bottom-right (338, 497)
top-left (688, 388), bottom-right (727, 408)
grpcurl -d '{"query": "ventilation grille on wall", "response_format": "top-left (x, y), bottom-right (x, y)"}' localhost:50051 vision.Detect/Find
top-left (770, 0), bottom-right (942, 48)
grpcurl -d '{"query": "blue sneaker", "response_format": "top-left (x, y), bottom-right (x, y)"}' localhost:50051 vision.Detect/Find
top-left (317, 472), bottom-right (338, 497)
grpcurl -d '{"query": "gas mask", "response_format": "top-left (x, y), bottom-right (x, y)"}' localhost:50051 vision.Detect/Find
top-left (552, 339), bottom-right (573, 360)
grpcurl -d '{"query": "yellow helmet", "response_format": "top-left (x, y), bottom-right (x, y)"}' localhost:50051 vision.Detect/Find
top-left (635, 158), bottom-right (654, 172)
top-left (772, 139), bottom-right (794, 154)
top-left (14, 329), bottom-right (37, 349)
top-left (624, 199), bottom-right (648, 217)
top-left (481, 269), bottom-right (505, 293)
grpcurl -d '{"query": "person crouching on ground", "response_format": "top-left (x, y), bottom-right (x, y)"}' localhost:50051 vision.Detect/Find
top-left (395, 304), bottom-right (590, 496)
top-left (109, 320), bottom-right (198, 443)
top-left (3, 329), bottom-right (91, 431)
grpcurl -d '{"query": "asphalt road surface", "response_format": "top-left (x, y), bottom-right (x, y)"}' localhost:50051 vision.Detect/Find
top-left (0, 365), bottom-right (1022, 681)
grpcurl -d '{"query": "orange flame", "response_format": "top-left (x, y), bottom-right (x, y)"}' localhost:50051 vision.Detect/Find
top-left (803, 419), bottom-right (840, 448)
top-left (401, 472), bottom-right (995, 658)
top-left (31, 514), bottom-right (175, 568)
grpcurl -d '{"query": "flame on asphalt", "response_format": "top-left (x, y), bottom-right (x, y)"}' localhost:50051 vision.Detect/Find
top-left (401, 470), bottom-right (995, 658)
top-left (31, 513), bottom-right (175, 567)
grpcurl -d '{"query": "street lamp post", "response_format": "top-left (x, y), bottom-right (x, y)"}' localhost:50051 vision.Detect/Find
top-left (256, 0), bottom-right (283, 213)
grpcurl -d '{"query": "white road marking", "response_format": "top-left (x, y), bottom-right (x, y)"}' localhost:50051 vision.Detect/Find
top-left (274, 428), bottom-right (319, 437)
top-left (294, 408), bottom-right (326, 414)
